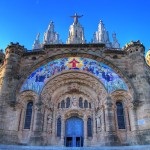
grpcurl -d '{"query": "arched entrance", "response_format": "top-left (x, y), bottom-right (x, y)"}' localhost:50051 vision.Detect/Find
top-left (65, 117), bottom-right (83, 147)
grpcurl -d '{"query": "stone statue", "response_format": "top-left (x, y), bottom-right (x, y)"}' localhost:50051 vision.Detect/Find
top-left (47, 112), bottom-right (53, 133)
top-left (70, 13), bottom-right (83, 24)
top-left (47, 113), bottom-right (53, 124)
top-left (71, 95), bottom-right (78, 108)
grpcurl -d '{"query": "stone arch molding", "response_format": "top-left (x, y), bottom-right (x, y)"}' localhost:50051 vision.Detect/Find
top-left (41, 71), bottom-right (106, 104)
top-left (20, 57), bottom-right (128, 94)
top-left (17, 90), bottom-right (39, 108)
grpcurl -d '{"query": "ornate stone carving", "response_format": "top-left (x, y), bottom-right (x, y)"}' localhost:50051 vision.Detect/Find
top-left (47, 111), bottom-right (53, 133)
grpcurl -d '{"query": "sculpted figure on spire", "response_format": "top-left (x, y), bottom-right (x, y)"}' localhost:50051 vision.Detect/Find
top-left (67, 13), bottom-right (85, 44)
top-left (70, 13), bottom-right (83, 24)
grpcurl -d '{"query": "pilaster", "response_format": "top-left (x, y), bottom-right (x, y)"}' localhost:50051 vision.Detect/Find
top-left (92, 110), bottom-right (97, 144)
top-left (83, 114), bottom-right (87, 146)
top-left (51, 107), bottom-right (56, 145)
top-left (104, 96), bottom-right (120, 146)
top-left (60, 115), bottom-right (65, 146)
top-left (29, 99), bottom-right (44, 145)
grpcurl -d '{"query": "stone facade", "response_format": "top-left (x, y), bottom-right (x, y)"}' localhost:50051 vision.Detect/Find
top-left (0, 16), bottom-right (150, 147)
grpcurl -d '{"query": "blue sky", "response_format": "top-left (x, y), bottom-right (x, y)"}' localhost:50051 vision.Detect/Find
top-left (0, 0), bottom-right (150, 54)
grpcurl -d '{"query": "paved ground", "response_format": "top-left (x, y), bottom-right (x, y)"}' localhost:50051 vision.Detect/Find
top-left (0, 145), bottom-right (150, 150)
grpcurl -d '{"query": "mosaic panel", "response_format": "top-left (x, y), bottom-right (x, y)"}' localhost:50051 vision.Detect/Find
top-left (20, 57), bottom-right (128, 94)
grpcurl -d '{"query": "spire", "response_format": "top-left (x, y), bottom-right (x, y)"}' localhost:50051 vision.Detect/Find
top-left (43, 21), bottom-right (61, 44)
top-left (92, 20), bottom-right (121, 49)
top-left (112, 32), bottom-right (120, 48)
top-left (66, 13), bottom-right (86, 44)
top-left (32, 33), bottom-right (41, 49)
top-left (92, 20), bottom-right (111, 47)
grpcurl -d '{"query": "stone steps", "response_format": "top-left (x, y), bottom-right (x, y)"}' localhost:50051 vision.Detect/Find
top-left (0, 145), bottom-right (150, 150)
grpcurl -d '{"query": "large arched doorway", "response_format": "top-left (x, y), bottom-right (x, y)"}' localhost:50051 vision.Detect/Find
top-left (65, 117), bottom-right (83, 147)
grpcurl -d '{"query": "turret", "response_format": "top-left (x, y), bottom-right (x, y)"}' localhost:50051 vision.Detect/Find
top-left (124, 41), bottom-right (150, 132)
top-left (1, 42), bottom-right (25, 103)
top-left (124, 40), bottom-right (145, 55)
top-left (124, 40), bottom-right (145, 75)
top-left (66, 13), bottom-right (86, 44)
top-left (0, 42), bottom-right (25, 144)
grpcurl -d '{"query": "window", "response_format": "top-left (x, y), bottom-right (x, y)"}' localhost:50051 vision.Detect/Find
top-left (66, 97), bottom-right (70, 108)
top-left (57, 117), bottom-right (61, 137)
top-left (87, 118), bottom-right (92, 137)
top-left (116, 102), bottom-right (125, 129)
top-left (58, 103), bottom-right (60, 109)
top-left (24, 102), bottom-right (33, 129)
top-left (84, 100), bottom-right (88, 108)
top-left (89, 103), bottom-right (91, 108)
top-left (79, 97), bottom-right (83, 108)
top-left (61, 100), bottom-right (65, 108)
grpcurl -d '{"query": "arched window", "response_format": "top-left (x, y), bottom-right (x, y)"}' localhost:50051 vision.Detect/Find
top-left (66, 97), bottom-right (70, 108)
top-left (84, 100), bottom-right (88, 108)
top-left (61, 100), bottom-right (65, 108)
top-left (79, 97), bottom-right (83, 108)
top-left (57, 117), bottom-right (61, 137)
top-left (24, 102), bottom-right (33, 129)
top-left (89, 103), bottom-right (91, 109)
top-left (116, 102), bottom-right (125, 129)
top-left (87, 117), bottom-right (92, 137)
top-left (58, 103), bottom-right (60, 109)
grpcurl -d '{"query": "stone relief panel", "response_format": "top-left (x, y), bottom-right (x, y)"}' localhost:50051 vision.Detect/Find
top-left (47, 111), bottom-right (53, 134)
top-left (20, 57), bottom-right (128, 94)
top-left (96, 110), bottom-right (102, 133)
top-left (42, 72), bottom-right (105, 98)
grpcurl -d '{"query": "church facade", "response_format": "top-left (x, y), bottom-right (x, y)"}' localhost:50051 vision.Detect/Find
top-left (0, 14), bottom-right (150, 147)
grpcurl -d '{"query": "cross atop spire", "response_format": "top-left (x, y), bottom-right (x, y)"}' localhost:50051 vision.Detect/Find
top-left (70, 13), bottom-right (83, 24)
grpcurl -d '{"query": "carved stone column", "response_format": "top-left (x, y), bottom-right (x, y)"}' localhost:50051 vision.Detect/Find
top-left (29, 99), bottom-right (44, 145)
top-left (101, 105), bottom-right (105, 132)
top-left (92, 110), bottom-right (97, 144)
top-left (43, 108), bottom-right (48, 133)
top-left (128, 104), bottom-right (138, 144)
top-left (124, 107), bottom-right (131, 131)
top-left (129, 104), bottom-right (138, 131)
top-left (61, 115), bottom-right (65, 146)
top-left (104, 96), bottom-right (120, 146)
top-left (51, 106), bottom-right (56, 145)
top-left (83, 115), bottom-right (87, 146)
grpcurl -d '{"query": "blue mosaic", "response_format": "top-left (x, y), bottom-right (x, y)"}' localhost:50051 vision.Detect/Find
top-left (20, 57), bottom-right (128, 94)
